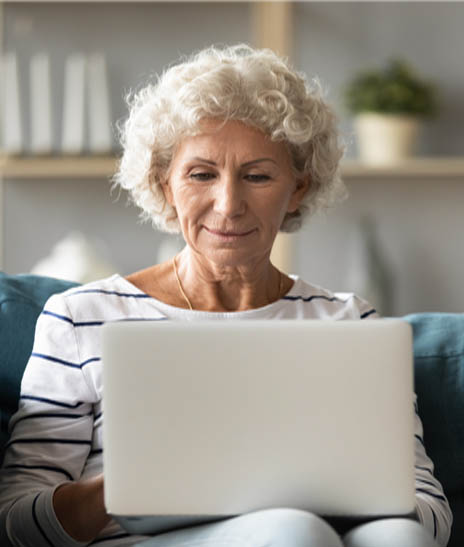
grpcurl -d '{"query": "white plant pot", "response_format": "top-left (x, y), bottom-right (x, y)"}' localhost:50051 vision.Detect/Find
top-left (354, 113), bottom-right (421, 165)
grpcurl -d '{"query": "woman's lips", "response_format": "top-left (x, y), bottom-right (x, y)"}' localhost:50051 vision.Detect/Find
top-left (204, 226), bottom-right (256, 238)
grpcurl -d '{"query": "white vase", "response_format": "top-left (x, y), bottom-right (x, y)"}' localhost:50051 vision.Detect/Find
top-left (354, 113), bottom-right (421, 165)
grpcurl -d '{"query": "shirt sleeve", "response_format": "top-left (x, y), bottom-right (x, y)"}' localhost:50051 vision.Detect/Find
top-left (0, 293), bottom-right (98, 547)
top-left (413, 395), bottom-right (453, 546)
top-left (353, 294), bottom-right (380, 319)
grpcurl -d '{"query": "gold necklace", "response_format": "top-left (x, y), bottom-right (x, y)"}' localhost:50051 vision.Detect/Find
top-left (173, 256), bottom-right (193, 310)
top-left (172, 255), bottom-right (285, 311)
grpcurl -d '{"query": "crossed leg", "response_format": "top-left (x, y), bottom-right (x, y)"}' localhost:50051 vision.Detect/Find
top-left (135, 508), bottom-right (343, 547)
top-left (343, 518), bottom-right (439, 547)
top-left (135, 509), bottom-right (439, 547)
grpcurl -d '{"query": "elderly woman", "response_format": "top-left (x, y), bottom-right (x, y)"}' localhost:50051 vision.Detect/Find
top-left (0, 45), bottom-right (452, 547)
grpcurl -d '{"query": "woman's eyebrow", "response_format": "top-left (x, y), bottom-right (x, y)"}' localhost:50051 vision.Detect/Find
top-left (190, 157), bottom-right (217, 166)
top-left (190, 157), bottom-right (278, 167)
top-left (242, 158), bottom-right (278, 167)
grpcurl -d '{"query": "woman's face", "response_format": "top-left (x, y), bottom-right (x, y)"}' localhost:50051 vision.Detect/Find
top-left (163, 119), bottom-right (309, 267)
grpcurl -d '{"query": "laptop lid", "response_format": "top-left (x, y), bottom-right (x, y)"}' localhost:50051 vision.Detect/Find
top-left (102, 319), bottom-right (415, 533)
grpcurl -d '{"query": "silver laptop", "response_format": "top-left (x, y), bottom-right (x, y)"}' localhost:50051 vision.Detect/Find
top-left (101, 319), bottom-right (415, 535)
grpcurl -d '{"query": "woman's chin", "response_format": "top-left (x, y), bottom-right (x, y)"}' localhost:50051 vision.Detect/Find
top-left (194, 246), bottom-right (270, 268)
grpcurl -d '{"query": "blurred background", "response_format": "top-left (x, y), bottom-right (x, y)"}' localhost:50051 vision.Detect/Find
top-left (0, 0), bottom-right (463, 316)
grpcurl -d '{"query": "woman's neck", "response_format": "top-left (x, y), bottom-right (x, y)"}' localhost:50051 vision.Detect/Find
top-left (172, 248), bottom-right (286, 312)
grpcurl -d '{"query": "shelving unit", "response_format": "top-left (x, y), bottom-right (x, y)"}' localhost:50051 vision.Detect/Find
top-left (1, 154), bottom-right (463, 181)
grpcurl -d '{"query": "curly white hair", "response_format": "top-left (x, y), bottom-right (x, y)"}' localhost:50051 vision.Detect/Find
top-left (113, 44), bottom-right (346, 233)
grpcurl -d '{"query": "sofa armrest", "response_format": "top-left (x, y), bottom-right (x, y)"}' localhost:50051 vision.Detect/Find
top-left (0, 272), bottom-right (79, 460)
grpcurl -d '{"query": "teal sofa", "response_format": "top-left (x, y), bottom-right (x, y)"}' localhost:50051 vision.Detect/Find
top-left (0, 272), bottom-right (462, 545)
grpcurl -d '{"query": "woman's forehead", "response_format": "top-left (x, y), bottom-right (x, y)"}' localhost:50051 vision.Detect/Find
top-left (173, 119), bottom-right (291, 166)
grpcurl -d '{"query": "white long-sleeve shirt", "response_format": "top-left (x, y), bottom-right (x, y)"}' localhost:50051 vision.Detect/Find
top-left (0, 274), bottom-right (452, 546)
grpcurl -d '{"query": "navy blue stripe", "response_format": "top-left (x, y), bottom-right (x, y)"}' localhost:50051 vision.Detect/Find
top-left (417, 478), bottom-right (440, 489)
top-left (89, 533), bottom-right (131, 544)
top-left (42, 310), bottom-right (103, 327)
top-left (431, 506), bottom-right (437, 538)
top-left (70, 288), bottom-right (151, 298)
top-left (282, 294), bottom-right (348, 304)
top-left (416, 465), bottom-right (433, 475)
top-left (32, 352), bottom-right (100, 369)
top-left (42, 310), bottom-right (73, 323)
top-left (20, 395), bottom-right (85, 409)
top-left (32, 493), bottom-right (55, 547)
top-left (90, 448), bottom-right (103, 456)
top-left (416, 488), bottom-right (447, 502)
top-left (42, 310), bottom-right (104, 327)
top-left (115, 317), bottom-right (167, 322)
top-left (360, 308), bottom-right (377, 319)
top-left (42, 310), bottom-right (166, 326)
top-left (5, 463), bottom-right (74, 481)
top-left (6, 438), bottom-right (92, 448)
top-left (14, 412), bottom-right (88, 426)
top-left (415, 434), bottom-right (425, 447)
top-left (94, 411), bottom-right (103, 420)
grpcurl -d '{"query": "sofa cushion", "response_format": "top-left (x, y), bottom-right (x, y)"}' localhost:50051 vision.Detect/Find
top-left (0, 272), bottom-right (78, 457)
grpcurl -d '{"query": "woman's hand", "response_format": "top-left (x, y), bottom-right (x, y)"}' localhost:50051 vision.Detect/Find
top-left (53, 473), bottom-right (111, 542)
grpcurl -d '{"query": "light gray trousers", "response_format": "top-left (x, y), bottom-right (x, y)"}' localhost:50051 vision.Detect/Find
top-left (135, 508), bottom-right (439, 547)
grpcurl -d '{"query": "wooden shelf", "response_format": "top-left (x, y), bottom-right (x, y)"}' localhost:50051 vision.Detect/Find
top-left (342, 157), bottom-right (464, 180)
top-left (0, 154), bottom-right (119, 179)
top-left (0, 154), bottom-right (464, 180)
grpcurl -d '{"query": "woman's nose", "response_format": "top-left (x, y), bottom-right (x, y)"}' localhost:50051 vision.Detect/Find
top-left (213, 175), bottom-right (246, 218)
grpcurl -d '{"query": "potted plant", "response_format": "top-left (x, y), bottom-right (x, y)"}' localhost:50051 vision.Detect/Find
top-left (344, 59), bottom-right (438, 165)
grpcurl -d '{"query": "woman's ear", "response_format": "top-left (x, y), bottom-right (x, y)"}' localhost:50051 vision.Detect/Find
top-left (161, 178), bottom-right (175, 207)
top-left (287, 175), bottom-right (310, 213)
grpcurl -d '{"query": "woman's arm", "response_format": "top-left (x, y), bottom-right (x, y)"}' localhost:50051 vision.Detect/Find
top-left (0, 293), bottom-right (102, 546)
top-left (413, 397), bottom-right (452, 547)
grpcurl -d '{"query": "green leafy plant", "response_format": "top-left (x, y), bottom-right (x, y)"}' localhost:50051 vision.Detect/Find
top-left (344, 59), bottom-right (438, 117)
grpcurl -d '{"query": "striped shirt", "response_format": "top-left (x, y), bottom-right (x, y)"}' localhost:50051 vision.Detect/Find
top-left (0, 274), bottom-right (452, 546)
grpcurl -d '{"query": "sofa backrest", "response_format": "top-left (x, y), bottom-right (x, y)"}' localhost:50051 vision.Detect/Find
top-left (0, 272), bottom-right (78, 458)
top-left (405, 312), bottom-right (464, 547)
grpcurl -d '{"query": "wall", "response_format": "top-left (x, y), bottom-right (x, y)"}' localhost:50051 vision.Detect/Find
top-left (292, 1), bottom-right (464, 315)
top-left (294, 176), bottom-right (464, 316)
top-left (294, 2), bottom-right (464, 158)
top-left (2, 1), bottom-right (464, 315)
top-left (2, 1), bottom-right (251, 275)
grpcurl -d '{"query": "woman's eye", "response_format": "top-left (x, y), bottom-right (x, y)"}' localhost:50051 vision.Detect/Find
top-left (245, 174), bottom-right (271, 182)
top-left (190, 172), bottom-right (215, 181)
